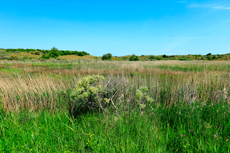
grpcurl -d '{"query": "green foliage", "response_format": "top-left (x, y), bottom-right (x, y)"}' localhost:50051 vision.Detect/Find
top-left (48, 50), bottom-right (60, 58)
top-left (130, 72), bottom-right (136, 77)
top-left (1, 101), bottom-right (230, 152)
top-left (40, 54), bottom-right (50, 59)
top-left (31, 51), bottom-right (40, 55)
top-left (192, 54), bottom-right (202, 57)
top-left (149, 55), bottom-right (156, 60)
top-left (59, 52), bottom-right (64, 56)
top-left (0, 96), bottom-right (4, 112)
top-left (207, 56), bottom-right (212, 60)
top-left (71, 75), bottom-right (104, 106)
top-left (129, 54), bottom-right (139, 61)
top-left (2, 60), bottom-right (230, 152)
top-left (136, 86), bottom-right (154, 109)
top-left (102, 53), bottom-right (112, 60)
top-left (4, 48), bottom-right (90, 57)
top-left (122, 57), bottom-right (128, 60)
top-left (51, 46), bottom-right (58, 51)
top-left (179, 58), bottom-right (189, 61)
top-left (70, 75), bottom-right (108, 115)
top-left (157, 57), bottom-right (162, 60)
top-left (70, 75), bottom-right (130, 115)
top-left (7, 56), bottom-right (17, 60)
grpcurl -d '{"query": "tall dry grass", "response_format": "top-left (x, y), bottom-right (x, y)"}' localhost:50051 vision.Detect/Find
top-left (0, 60), bottom-right (230, 112)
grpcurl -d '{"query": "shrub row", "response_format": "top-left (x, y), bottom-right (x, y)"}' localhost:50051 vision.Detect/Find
top-left (5, 48), bottom-right (90, 57)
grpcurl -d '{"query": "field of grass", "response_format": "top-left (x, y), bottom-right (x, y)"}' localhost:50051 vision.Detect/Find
top-left (0, 60), bottom-right (230, 152)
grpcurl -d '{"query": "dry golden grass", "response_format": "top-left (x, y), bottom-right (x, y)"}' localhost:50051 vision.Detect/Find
top-left (0, 73), bottom-right (78, 112)
top-left (9, 52), bottom-right (41, 58)
top-left (59, 55), bottom-right (97, 60)
top-left (0, 60), bottom-right (230, 112)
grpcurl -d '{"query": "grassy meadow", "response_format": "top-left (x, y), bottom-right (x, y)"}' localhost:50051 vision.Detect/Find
top-left (0, 60), bottom-right (230, 152)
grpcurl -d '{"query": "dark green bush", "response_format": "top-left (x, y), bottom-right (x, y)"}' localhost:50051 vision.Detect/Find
top-left (41, 54), bottom-right (50, 59)
top-left (7, 56), bottom-right (17, 60)
top-left (48, 47), bottom-right (60, 58)
top-left (129, 54), bottom-right (139, 61)
top-left (34, 51), bottom-right (40, 55)
top-left (149, 56), bottom-right (156, 60)
top-left (51, 47), bottom-right (59, 51)
top-left (122, 57), bottom-right (128, 60)
top-left (179, 58), bottom-right (189, 61)
top-left (4, 48), bottom-right (90, 56)
top-left (102, 53), bottom-right (112, 60)
top-left (59, 52), bottom-right (64, 56)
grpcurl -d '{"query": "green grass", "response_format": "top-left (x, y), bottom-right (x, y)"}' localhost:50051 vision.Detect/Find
top-left (0, 68), bottom-right (22, 73)
top-left (152, 64), bottom-right (230, 72)
top-left (1, 60), bottom-right (230, 152)
top-left (1, 101), bottom-right (230, 152)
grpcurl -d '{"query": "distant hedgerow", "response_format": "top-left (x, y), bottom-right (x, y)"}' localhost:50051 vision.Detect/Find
top-left (41, 54), bottom-right (50, 59)
top-left (129, 54), bottom-right (139, 61)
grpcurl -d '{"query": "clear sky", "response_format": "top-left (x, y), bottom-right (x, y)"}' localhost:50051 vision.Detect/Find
top-left (0, 0), bottom-right (230, 56)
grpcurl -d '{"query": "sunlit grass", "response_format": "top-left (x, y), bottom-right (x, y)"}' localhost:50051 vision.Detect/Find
top-left (0, 60), bottom-right (230, 152)
top-left (1, 102), bottom-right (230, 152)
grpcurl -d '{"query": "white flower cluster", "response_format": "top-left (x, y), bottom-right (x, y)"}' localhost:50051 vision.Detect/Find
top-left (136, 86), bottom-right (154, 109)
top-left (70, 75), bottom-right (108, 110)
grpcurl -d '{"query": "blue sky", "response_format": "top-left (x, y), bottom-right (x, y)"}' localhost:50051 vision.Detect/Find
top-left (0, 0), bottom-right (230, 56)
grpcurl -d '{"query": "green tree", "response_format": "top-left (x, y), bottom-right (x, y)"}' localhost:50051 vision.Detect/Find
top-left (49, 47), bottom-right (59, 58)
top-left (51, 47), bottom-right (59, 51)
top-left (129, 54), bottom-right (139, 61)
top-left (149, 55), bottom-right (156, 61)
top-left (41, 54), bottom-right (50, 59)
top-left (49, 50), bottom-right (59, 58)
top-left (102, 53), bottom-right (112, 60)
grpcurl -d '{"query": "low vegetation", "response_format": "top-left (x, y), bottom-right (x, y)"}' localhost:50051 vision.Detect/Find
top-left (1, 48), bottom-right (230, 61)
top-left (129, 54), bottom-right (139, 61)
top-left (101, 53), bottom-right (112, 60)
top-left (0, 57), bottom-right (230, 152)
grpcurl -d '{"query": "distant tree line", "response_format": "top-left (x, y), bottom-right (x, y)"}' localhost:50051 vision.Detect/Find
top-left (5, 48), bottom-right (90, 57)
top-left (2, 47), bottom-right (227, 61)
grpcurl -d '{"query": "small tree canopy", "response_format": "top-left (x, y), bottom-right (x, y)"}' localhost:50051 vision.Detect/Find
top-left (51, 47), bottom-right (58, 51)
top-left (129, 54), bottom-right (139, 61)
top-left (102, 53), bottom-right (112, 60)
top-left (149, 55), bottom-right (156, 60)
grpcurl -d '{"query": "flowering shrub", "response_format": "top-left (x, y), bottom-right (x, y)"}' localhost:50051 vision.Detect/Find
top-left (70, 75), bottom-right (129, 115)
top-left (136, 86), bottom-right (154, 109)
top-left (70, 75), bottom-right (106, 113)
top-left (70, 75), bottom-right (154, 115)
